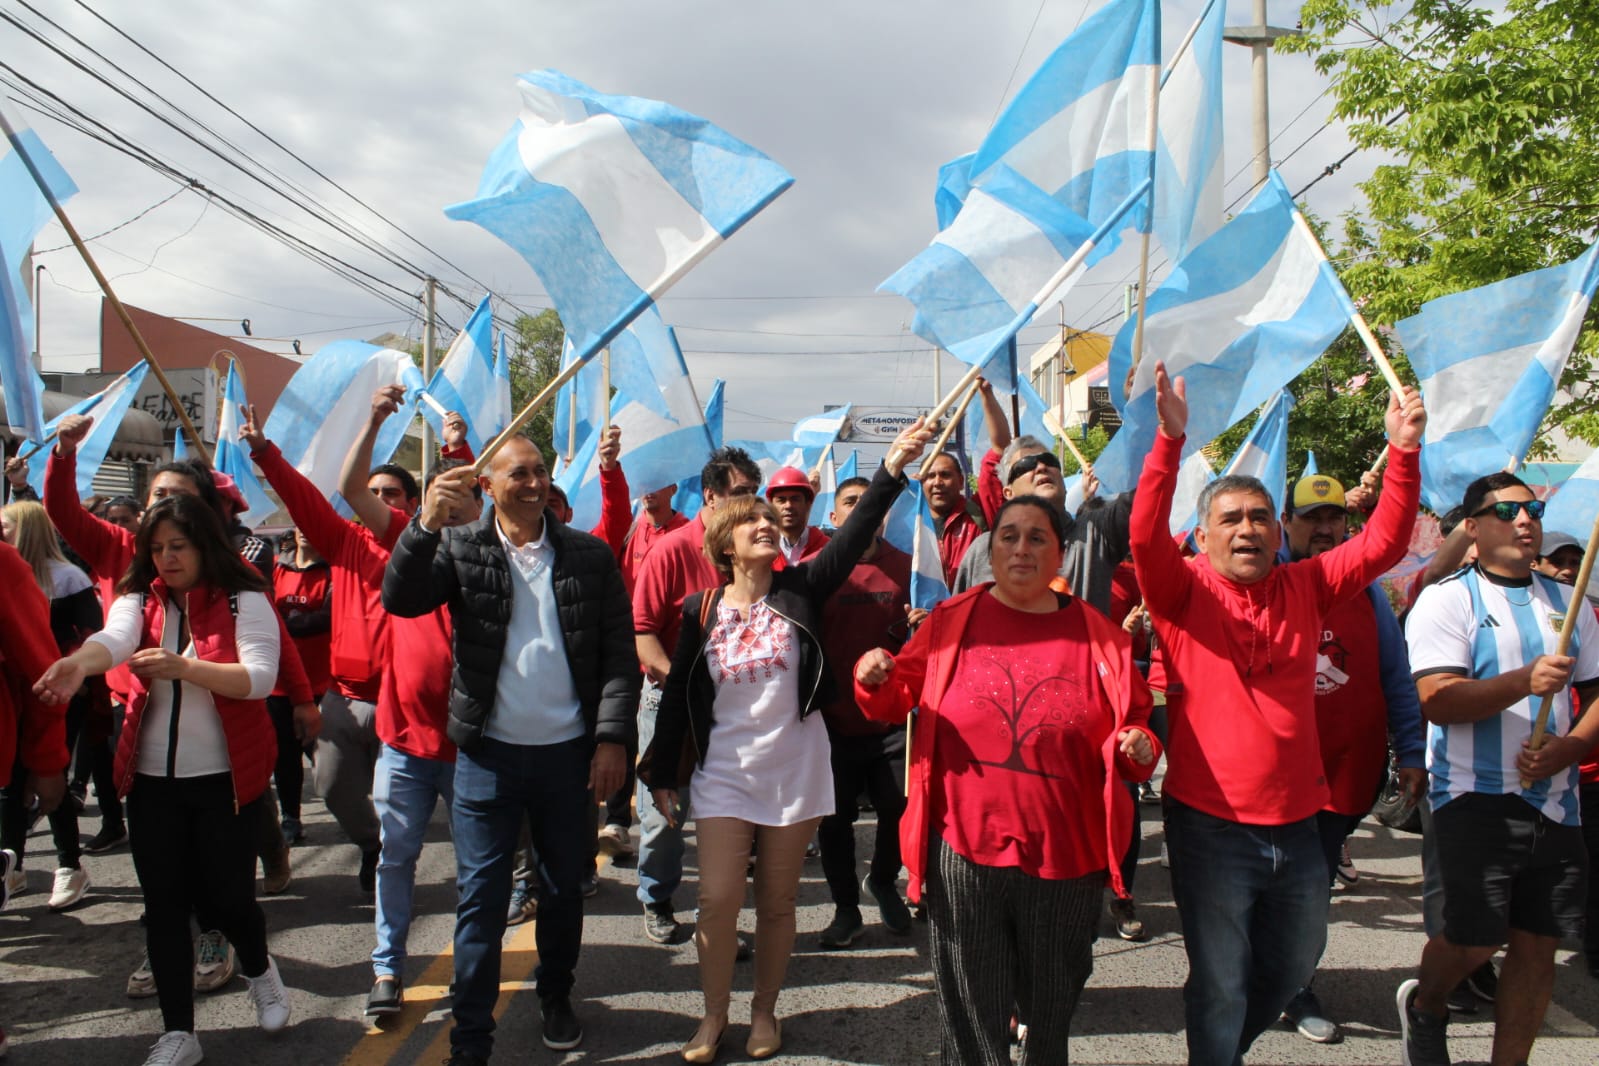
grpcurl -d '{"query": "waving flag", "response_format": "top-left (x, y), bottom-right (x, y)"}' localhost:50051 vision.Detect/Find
top-left (1, 105), bottom-right (78, 444)
top-left (445, 71), bottom-right (793, 370)
top-left (262, 340), bottom-right (426, 506)
top-left (1543, 446), bottom-right (1599, 557)
top-left (1221, 390), bottom-right (1293, 516)
top-left (1397, 240), bottom-right (1599, 514)
top-left (423, 295), bottom-right (500, 453)
top-left (673, 378), bottom-right (725, 520)
top-left (793, 405), bottom-right (851, 448)
top-left (1166, 449), bottom-right (1217, 536)
top-left (172, 425), bottom-right (189, 461)
top-left (813, 447), bottom-right (840, 528)
top-left (883, 0), bottom-right (1159, 371)
top-left (557, 312), bottom-right (715, 531)
top-left (214, 362), bottom-right (276, 526)
top-left (491, 332), bottom-right (514, 442)
top-left (907, 481), bottom-right (951, 610)
top-left (1153, 0), bottom-right (1225, 261)
top-left (1303, 450), bottom-right (1319, 477)
top-left (1095, 172), bottom-right (1353, 494)
top-left (26, 363), bottom-right (148, 498)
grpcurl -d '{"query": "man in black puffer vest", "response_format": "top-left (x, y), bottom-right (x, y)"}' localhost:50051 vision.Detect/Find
top-left (383, 436), bottom-right (638, 1065)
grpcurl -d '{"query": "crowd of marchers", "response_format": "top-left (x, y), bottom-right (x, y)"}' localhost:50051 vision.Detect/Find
top-left (2, 362), bottom-right (1597, 1066)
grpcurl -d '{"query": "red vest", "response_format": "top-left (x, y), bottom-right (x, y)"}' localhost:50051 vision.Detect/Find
top-left (113, 581), bottom-right (277, 807)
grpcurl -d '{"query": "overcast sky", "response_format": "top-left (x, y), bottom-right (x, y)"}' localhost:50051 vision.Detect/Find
top-left (5, 0), bottom-right (1370, 444)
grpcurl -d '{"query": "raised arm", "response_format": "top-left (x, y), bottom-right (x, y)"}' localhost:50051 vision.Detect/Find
top-left (592, 428), bottom-right (632, 556)
top-left (337, 387), bottom-right (409, 539)
top-left (381, 466), bottom-right (476, 618)
top-left (1127, 363), bottom-right (1197, 619)
top-left (242, 410), bottom-right (358, 563)
top-left (43, 415), bottom-right (131, 580)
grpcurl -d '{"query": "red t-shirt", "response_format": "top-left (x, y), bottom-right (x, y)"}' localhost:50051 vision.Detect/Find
top-left (820, 540), bottom-right (912, 736)
top-left (621, 510), bottom-right (689, 596)
top-left (937, 506), bottom-right (982, 589)
top-left (632, 514), bottom-right (720, 658)
top-left (380, 607), bottom-right (455, 762)
top-left (931, 595), bottom-right (1113, 880)
top-left (1312, 590), bottom-right (1388, 815)
top-left (273, 563), bottom-right (332, 697)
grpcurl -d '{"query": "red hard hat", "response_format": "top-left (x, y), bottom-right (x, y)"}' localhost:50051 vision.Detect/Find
top-left (765, 466), bottom-right (815, 501)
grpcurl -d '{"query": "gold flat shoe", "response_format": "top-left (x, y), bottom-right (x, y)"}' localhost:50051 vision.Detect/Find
top-left (746, 1018), bottom-right (782, 1059)
top-left (681, 1022), bottom-right (724, 1063)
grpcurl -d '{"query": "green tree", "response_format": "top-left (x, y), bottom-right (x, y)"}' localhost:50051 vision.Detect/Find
top-left (506, 308), bottom-right (566, 459)
top-left (1282, 0), bottom-right (1599, 446)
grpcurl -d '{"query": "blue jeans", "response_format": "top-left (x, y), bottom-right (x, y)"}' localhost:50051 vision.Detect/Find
top-left (451, 736), bottom-right (592, 1059)
top-left (635, 681), bottom-right (690, 909)
top-left (1164, 799), bottom-right (1329, 1066)
top-left (371, 743), bottom-right (456, 978)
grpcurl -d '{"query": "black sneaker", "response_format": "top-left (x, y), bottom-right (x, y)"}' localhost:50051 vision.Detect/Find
top-left (364, 975), bottom-right (402, 1017)
top-left (1444, 979), bottom-right (1478, 1014)
top-left (507, 881), bottom-right (538, 926)
top-left (817, 907), bottom-right (865, 950)
top-left (359, 848), bottom-right (380, 894)
top-left (1396, 978), bottom-right (1449, 1066)
top-left (1109, 896), bottom-right (1148, 942)
top-left (862, 875), bottom-right (912, 935)
top-left (281, 818), bottom-right (306, 846)
top-left (540, 996), bottom-right (583, 1050)
top-left (1282, 985), bottom-right (1340, 1044)
top-left (444, 1052), bottom-right (488, 1066)
top-left (643, 903), bottom-right (682, 945)
top-left (84, 823), bottom-right (128, 854)
top-left (1465, 959), bottom-right (1497, 1002)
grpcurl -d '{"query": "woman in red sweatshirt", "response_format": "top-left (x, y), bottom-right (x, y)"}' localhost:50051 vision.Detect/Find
top-left (34, 495), bottom-right (293, 1066)
top-left (855, 495), bottom-right (1160, 1065)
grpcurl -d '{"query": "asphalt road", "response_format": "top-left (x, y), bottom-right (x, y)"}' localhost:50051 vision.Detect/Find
top-left (3, 776), bottom-right (1597, 1065)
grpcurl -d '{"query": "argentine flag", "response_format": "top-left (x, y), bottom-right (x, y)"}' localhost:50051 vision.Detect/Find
top-left (262, 340), bottom-right (426, 508)
top-left (1542, 445), bottom-right (1599, 547)
top-left (907, 480), bottom-right (951, 611)
top-left (1221, 390), bottom-right (1293, 517)
top-left (446, 71), bottom-right (793, 369)
top-left (424, 295), bottom-right (502, 454)
top-left (26, 363), bottom-right (148, 498)
top-left (1095, 172), bottom-right (1353, 494)
top-left (793, 405), bottom-right (851, 449)
top-left (1153, 0), bottom-right (1225, 261)
top-left (214, 361), bottom-right (276, 527)
top-left (1, 105), bottom-right (77, 443)
top-left (1397, 240), bottom-right (1599, 515)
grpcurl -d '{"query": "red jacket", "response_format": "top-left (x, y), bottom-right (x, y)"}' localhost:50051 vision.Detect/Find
top-left (976, 447), bottom-right (1004, 528)
top-left (252, 441), bottom-right (402, 702)
top-left (591, 465), bottom-right (633, 560)
top-left (0, 543), bottom-right (68, 785)
top-left (936, 506), bottom-right (982, 590)
top-left (856, 584), bottom-right (1158, 902)
top-left (45, 447), bottom-right (314, 707)
top-left (1129, 431), bottom-right (1420, 824)
top-left (114, 581), bottom-right (277, 807)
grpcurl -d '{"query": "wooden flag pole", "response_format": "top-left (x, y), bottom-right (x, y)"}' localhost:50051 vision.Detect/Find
top-left (1367, 447), bottom-right (1389, 479)
top-left (0, 111), bottom-right (209, 464)
top-left (1127, 60), bottom-right (1162, 379)
top-left (600, 348), bottom-right (612, 434)
top-left (475, 351), bottom-right (593, 475)
top-left (921, 380), bottom-right (980, 473)
top-left (1287, 211), bottom-right (1407, 397)
top-left (1520, 507), bottom-right (1599, 788)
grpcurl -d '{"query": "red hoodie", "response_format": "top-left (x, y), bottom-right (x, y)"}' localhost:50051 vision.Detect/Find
top-left (0, 544), bottom-right (67, 785)
top-left (857, 584), bottom-right (1157, 902)
top-left (1129, 431), bottom-right (1420, 825)
top-left (252, 441), bottom-right (402, 703)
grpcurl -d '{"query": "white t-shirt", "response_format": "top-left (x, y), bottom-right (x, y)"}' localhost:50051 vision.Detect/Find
top-left (88, 589), bottom-right (279, 779)
top-left (691, 598), bottom-right (834, 826)
top-left (1405, 565), bottom-right (1599, 826)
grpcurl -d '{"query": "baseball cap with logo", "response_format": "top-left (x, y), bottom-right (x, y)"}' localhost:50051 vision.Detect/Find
top-left (1289, 475), bottom-right (1348, 517)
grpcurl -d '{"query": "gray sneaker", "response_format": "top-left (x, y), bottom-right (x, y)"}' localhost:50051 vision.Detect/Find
top-left (1282, 985), bottom-right (1340, 1044)
top-left (643, 903), bottom-right (683, 945)
top-left (1397, 978), bottom-right (1450, 1066)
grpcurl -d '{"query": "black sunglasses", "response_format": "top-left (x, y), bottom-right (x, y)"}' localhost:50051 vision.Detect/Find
top-left (1471, 499), bottom-right (1545, 522)
top-left (1007, 451), bottom-right (1062, 483)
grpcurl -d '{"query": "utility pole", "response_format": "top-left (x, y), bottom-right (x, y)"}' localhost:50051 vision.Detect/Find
top-left (422, 278), bottom-right (436, 483)
top-left (32, 262), bottom-right (44, 372)
top-left (1224, 0), bottom-right (1300, 195)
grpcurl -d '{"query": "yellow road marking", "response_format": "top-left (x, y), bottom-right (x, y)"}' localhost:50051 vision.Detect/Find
top-left (339, 853), bottom-right (612, 1066)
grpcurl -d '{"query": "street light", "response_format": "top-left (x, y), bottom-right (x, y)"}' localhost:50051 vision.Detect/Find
top-left (33, 263), bottom-right (46, 371)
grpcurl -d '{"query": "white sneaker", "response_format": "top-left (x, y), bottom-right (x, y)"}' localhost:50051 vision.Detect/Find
top-left (0, 848), bottom-right (15, 911)
top-left (48, 866), bottom-right (89, 910)
top-left (193, 930), bottom-right (235, 992)
top-left (3, 865), bottom-right (24, 900)
top-left (245, 956), bottom-right (291, 1032)
top-left (141, 1030), bottom-right (203, 1066)
top-left (596, 823), bottom-right (635, 857)
top-left (127, 951), bottom-right (158, 998)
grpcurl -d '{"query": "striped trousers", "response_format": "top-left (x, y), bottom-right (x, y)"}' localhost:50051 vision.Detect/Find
top-left (925, 838), bottom-right (1105, 1064)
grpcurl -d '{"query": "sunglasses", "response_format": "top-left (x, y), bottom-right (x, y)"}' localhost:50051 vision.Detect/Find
top-left (1007, 451), bottom-right (1062, 483)
top-left (1471, 499), bottom-right (1545, 522)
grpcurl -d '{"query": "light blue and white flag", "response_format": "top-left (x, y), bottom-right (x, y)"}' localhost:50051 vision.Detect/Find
top-left (1153, 0), bottom-right (1225, 262)
top-left (1, 104), bottom-right (77, 444)
top-left (1542, 446), bottom-right (1599, 552)
top-left (26, 363), bottom-right (148, 498)
top-left (445, 71), bottom-right (793, 369)
top-left (813, 446), bottom-right (839, 528)
top-left (557, 314), bottom-right (715, 531)
top-left (1220, 390), bottom-right (1293, 516)
top-left (837, 448), bottom-right (860, 486)
top-left (793, 405), bottom-right (851, 448)
top-left (491, 332), bottom-right (514, 442)
top-left (673, 378), bottom-right (724, 520)
top-left (423, 295), bottom-right (501, 454)
top-left (1397, 240), bottom-right (1599, 515)
top-left (725, 439), bottom-right (820, 485)
top-left (1096, 172), bottom-right (1353, 494)
top-left (214, 361), bottom-right (276, 527)
top-left (1303, 450), bottom-right (1319, 477)
top-left (262, 340), bottom-right (426, 507)
top-left (908, 480), bottom-right (951, 611)
top-left (1166, 448), bottom-right (1217, 536)
top-left (172, 425), bottom-right (189, 461)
